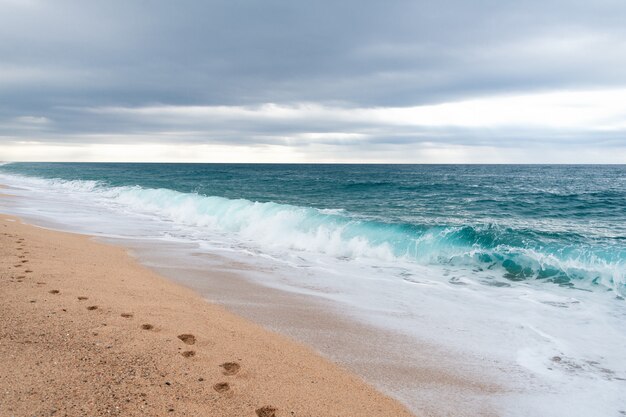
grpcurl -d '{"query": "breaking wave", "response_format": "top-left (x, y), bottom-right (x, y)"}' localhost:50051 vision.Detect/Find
top-left (4, 173), bottom-right (624, 295)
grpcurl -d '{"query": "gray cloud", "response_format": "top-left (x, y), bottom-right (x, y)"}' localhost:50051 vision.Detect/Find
top-left (1, 0), bottom-right (626, 161)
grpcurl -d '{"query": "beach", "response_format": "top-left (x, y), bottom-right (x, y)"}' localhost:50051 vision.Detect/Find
top-left (1, 164), bottom-right (624, 417)
top-left (0, 214), bottom-right (415, 417)
top-left (2, 0), bottom-right (625, 415)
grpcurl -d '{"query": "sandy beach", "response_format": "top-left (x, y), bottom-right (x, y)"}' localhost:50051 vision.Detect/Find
top-left (2, 0), bottom-right (626, 414)
top-left (0, 215), bottom-right (416, 417)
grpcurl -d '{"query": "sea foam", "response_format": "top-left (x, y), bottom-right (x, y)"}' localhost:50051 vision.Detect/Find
top-left (2, 172), bottom-right (624, 296)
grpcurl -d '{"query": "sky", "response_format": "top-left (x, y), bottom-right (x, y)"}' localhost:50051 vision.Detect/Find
top-left (1, 0), bottom-right (626, 163)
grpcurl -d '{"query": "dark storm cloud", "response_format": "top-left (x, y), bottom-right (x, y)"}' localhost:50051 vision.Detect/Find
top-left (1, 0), bottom-right (626, 160)
top-left (3, 0), bottom-right (626, 106)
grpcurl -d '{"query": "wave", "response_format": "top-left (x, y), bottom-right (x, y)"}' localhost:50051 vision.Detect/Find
top-left (2, 173), bottom-right (624, 295)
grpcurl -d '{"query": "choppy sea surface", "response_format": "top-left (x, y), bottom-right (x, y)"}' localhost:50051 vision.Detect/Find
top-left (1, 162), bottom-right (625, 416)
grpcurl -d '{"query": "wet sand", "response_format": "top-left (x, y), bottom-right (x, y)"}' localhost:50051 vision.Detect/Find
top-left (126, 241), bottom-right (502, 417)
top-left (0, 215), bottom-right (416, 416)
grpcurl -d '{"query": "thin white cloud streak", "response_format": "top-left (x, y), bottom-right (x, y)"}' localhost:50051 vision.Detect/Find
top-left (1, 140), bottom-right (624, 163)
top-left (87, 88), bottom-right (626, 130)
top-left (0, 142), bottom-right (308, 163)
top-left (3, 88), bottom-right (626, 163)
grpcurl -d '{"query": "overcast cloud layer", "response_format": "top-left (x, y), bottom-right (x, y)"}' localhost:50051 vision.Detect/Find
top-left (1, 0), bottom-right (626, 162)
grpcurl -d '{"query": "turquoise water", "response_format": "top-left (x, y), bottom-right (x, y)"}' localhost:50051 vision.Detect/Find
top-left (1, 163), bottom-right (625, 295)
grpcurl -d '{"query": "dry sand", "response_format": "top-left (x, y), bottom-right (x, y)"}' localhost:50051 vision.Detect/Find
top-left (0, 215), bottom-right (416, 417)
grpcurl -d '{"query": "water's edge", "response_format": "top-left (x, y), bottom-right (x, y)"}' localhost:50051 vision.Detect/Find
top-left (2, 205), bottom-right (505, 417)
top-left (1, 165), bottom-right (625, 417)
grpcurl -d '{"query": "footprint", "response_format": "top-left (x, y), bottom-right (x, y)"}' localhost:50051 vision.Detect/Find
top-left (49, 290), bottom-right (60, 294)
top-left (255, 406), bottom-right (277, 417)
top-left (213, 382), bottom-right (230, 393)
top-left (77, 296), bottom-right (88, 301)
top-left (121, 313), bottom-right (133, 318)
top-left (181, 350), bottom-right (196, 358)
top-left (141, 324), bottom-right (154, 330)
top-left (220, 362), bottom-right (240, 376)
top-left (87, 305), bottom-right (98, 311)
top-left (177, 334), bottom-right (196, 345)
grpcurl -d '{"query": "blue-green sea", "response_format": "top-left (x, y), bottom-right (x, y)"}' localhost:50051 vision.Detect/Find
top-left (1, 162), bottom-right (624, 294)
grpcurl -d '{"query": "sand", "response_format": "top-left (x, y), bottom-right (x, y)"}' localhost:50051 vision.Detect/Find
top-left (0, 215), bottom-right (416, 417)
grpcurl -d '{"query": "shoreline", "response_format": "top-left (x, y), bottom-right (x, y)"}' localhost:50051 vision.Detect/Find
top-left (0, 180), bottom-right (504, 417)
top-left (0, 215), bottom-right (416, 416)
top-left (1, 166), bottom-right (625, 417)
top-left (120, 238), bottom-right (502, 416)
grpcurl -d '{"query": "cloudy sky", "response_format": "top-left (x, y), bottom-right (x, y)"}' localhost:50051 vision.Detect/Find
top-left (1, 0), bottom-right (625, 162)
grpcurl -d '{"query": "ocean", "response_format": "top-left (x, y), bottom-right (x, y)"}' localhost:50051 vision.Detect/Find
top-left (1, 163), bottom-right (625, 416)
